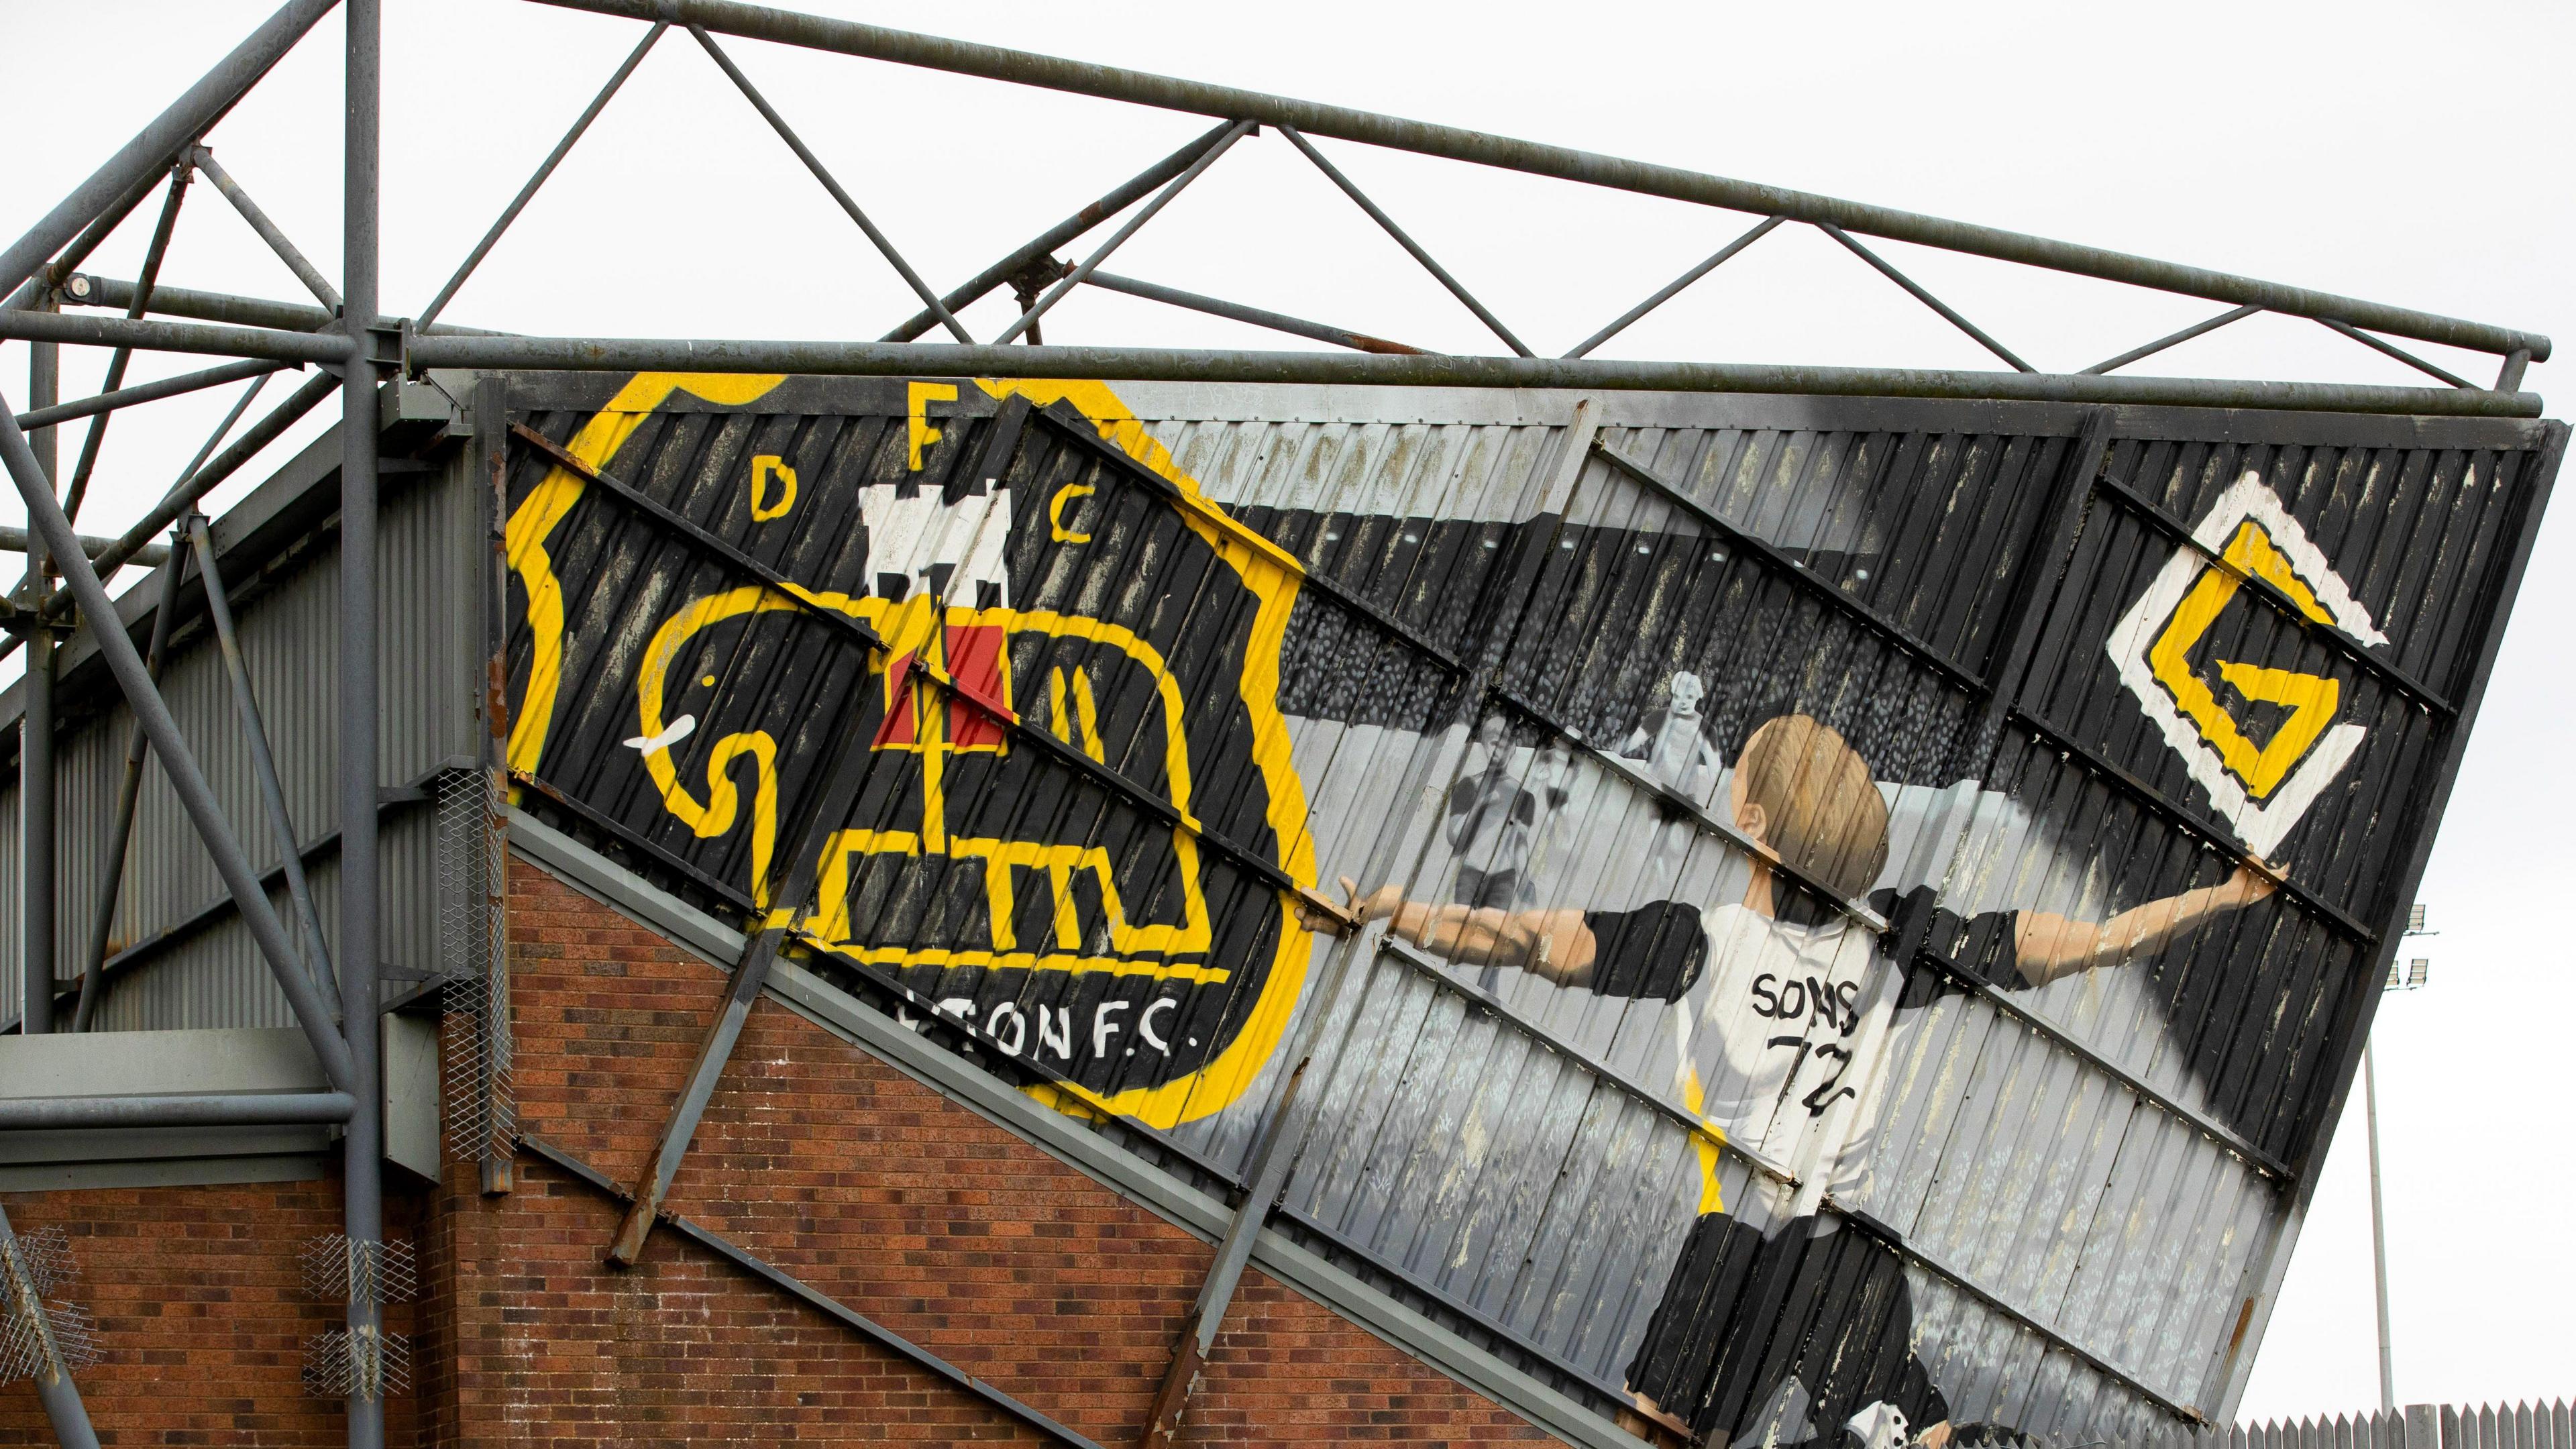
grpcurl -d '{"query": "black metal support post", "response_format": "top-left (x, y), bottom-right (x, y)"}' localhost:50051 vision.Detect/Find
top-left (420, 24), bottom-right (665, 327)
top-left (0, 395), bottom-right (356, 1088)
top-left (991, 119), bottom-right (1253, 345)
top-left (189, 515), bottom-right (337, 995)
top-left (341, 0), bottom-right (387, 1439)
top-left (0, 1201), bottom-right (99, 1449)
top-left (19, 309), bottom-right (57, 1037)
top-left (71, 542), bottom-right (188, 1032)
top-left (687, 25), bottom-right (973, 343)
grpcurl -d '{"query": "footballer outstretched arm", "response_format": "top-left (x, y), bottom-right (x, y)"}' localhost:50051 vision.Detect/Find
top-left (1330, 880), bottom-right (1603, 986)
top-left (2008, 863), bottom-right (2277, 987)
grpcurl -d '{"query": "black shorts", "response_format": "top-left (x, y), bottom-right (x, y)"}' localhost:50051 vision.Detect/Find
top-left (1582, 900), bottom-right (1708, 1002)
top-left (1627, 1212), bottom-right (1946, 1444)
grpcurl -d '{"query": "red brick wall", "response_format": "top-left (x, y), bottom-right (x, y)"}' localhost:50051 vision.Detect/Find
top-left (0, 1175), bottom-right (423, 1447)
top-left (1, 859), bottom-right (1560, 1447)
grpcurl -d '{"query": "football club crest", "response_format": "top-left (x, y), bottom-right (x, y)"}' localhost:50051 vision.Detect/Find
top-left (2105, 472), bottom-right (2387, 856)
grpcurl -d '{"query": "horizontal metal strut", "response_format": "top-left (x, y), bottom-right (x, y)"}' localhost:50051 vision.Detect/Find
top-left (407, 333), bottom-right (2540, 417)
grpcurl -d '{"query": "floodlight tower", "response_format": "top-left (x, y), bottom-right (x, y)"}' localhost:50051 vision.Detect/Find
top-left (2365, 903), bottom-right (2433, 1414)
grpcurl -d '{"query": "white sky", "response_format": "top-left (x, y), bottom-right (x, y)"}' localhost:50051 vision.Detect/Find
top-left (3, 0), bottom-right (2569, 1425)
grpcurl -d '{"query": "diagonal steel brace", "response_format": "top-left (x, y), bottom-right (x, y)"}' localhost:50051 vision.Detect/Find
top-left (603, 695), bottom-right (882, 1267)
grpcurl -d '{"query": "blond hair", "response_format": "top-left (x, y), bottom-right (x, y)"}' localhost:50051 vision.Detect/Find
top-left (1737, 715), bottom-right (1889, 902)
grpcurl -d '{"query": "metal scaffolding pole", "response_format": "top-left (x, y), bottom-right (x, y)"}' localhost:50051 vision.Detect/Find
top-left (19, 301), bottom-right (57, 1036)
top-left (404, 331), bottom-right (2544, 417)
top-left (341, 0), bottom-right (388, 1441)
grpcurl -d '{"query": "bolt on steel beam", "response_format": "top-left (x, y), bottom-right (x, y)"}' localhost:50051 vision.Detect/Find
top-left (419, 23), bottom-right (666, 328)
top-left (0, 387), bottom-right (357, 1091)
top-left (71, 542), bottom-right (187, 1032)
top-left (687, 24), bottom-right (973, 343)
top-left (1563, 215), bottom-right (1783, 360)
top-left (1277, 123), bottom-right (1532, 358)
top-left (530, 0), bottom-right (2546, 361)
top-left (0, 0), bottom-right (339, 304)
top-left (882, 118), bottom-right (1240, 343)
top-left (991, 119), bottom-right (1254, 345)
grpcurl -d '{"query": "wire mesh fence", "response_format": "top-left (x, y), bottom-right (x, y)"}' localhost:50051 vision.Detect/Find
top-left (435, 765), bottom-right (513, 1164)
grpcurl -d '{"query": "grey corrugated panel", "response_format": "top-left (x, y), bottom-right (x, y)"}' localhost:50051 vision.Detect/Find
top-left (5, 437), bottom-right (478, 1030)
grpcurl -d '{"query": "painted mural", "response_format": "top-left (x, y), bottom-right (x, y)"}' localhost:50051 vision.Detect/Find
top-left (500, 373), bottom-right (2555, 1446)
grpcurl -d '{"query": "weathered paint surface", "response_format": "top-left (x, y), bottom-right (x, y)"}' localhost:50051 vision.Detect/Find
top-left (495, 372), bottom-right (2561, 1445)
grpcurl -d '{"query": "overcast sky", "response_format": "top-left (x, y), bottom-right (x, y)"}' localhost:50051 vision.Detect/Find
top-left (3, 0), bottom-right (2569, 1425)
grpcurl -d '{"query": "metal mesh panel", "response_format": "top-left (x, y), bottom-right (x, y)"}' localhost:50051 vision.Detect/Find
top-left (435, 767), bottom-right (513, 1161)
top-left (0, 1227), bottom-right (99, 1385)
top-left (301, 1329), bottom-right (411, 1399)
top-left (297, 1235), bottom-right (417, 1305)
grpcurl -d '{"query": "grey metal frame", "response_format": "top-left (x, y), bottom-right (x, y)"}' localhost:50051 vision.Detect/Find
top-left (0, 0), bottom-right (2559, 1444)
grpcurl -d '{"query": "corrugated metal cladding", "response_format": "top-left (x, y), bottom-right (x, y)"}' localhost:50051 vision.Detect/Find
top-left (486, 372), bottom-right (2547, 1445)
top-left (0, 407), bottom-right (486, 1034)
